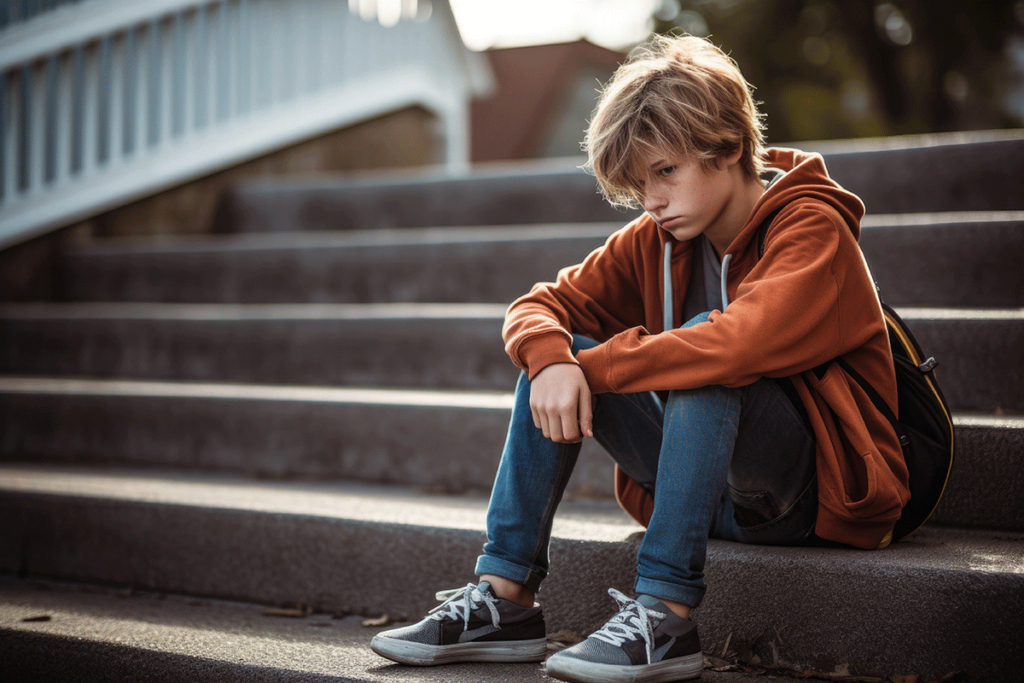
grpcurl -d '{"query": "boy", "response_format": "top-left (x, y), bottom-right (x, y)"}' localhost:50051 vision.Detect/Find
top-left (370, 33), bottom-right (910, 683)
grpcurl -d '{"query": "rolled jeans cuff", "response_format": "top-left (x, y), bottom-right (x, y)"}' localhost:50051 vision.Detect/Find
top-left (634, 575), bottom-right (706, 609)
top-left (474, 554), bottom-right (545, 594)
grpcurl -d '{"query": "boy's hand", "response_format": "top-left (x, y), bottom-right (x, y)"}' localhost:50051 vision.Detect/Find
top-left (529, 363), bottom-right (594, 443)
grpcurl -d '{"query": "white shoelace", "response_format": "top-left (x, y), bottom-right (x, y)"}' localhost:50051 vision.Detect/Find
top-left (590, 588), bottom-right (666, 664)
top-left (428, 582), bottom-right (501, 632)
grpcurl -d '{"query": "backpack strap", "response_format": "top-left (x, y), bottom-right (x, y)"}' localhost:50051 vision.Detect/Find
top-left (756, 209), bottom-right (782, 260)
top-left (836, 357), bottom-right (908, 450)
top-left (755, 208), bottom-right (903, 439)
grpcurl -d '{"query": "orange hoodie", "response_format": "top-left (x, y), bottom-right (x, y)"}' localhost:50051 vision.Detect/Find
top-left (502, 148), bottom-right (910, 550)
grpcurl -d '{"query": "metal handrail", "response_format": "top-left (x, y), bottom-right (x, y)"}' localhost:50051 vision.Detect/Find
top-left (0, 0), bottom-right (489, 249)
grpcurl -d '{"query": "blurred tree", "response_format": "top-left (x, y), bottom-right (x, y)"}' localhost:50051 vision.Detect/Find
top-left (651, 0), bottom-right (1024, 142)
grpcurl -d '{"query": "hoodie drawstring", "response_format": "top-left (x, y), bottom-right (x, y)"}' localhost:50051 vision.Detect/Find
top-left (720, 253), bottom-right (732, 311)
top-left (663, 243), bottom-right (673, 332)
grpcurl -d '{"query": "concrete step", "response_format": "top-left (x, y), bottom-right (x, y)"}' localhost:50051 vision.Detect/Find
top-left (861, 212), bottom-right (1023, 308)
top-left (56, 224), bottom-right (615, 305)
top-left (1, 304), bottom-right (1020, 414)
top-left (0, 578), bottom-right (785, 683)
top-left (56, 214), bottom-right (1024, 308)
top-left (0, 377), bottom-right (1020, 531)
top-left (803, 130), bottom-right (1024, 214)
top-left (0, 303), bottom-right (514, 392)
top-left (213, 131), bottom-right (1024, 234)
top-left (1, 465), bottom-right (1020, 681)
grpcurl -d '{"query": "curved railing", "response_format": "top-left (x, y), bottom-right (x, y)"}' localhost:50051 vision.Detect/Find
top-left (0, 0), bottom-right (489, 248)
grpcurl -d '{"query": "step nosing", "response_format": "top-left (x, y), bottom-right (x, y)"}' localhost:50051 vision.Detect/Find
top-left (67, 223), bottom-right (623, 255)
top-left (0, 377), bottom-right (1019, 424)
top-left (2, 464), bottom-right (1022, 574)
top-left (0, 302), bottom-right (509, 321)
top-left (892, 306), bottom-right (1024, 320)
top-left (861, 210), bottom-right (1024, 227)
top-left (0, 377), bottom-right (515, 410)
top-left (2, 304), bottom-right (1021, 322)
top-left (0, 465), bottom-right (635, 542)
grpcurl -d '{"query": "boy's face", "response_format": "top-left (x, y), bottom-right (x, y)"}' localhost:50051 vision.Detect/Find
top-left (639, 149), bottom-right (743, 246)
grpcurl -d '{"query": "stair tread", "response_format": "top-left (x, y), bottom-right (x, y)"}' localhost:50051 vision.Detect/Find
top-left (1, 301), bottom-right (1022, 320)
top-left (0, 302), bottom-right (510, 320)
top-left (3, 464), bottom-right (1021, 680)
top-left (2, 463), bottom-right (1022, 574)
top-left (66, 223), bottom-right (624, 255)
top-left (0, 376), bottom-right (516, 409)
top-left (0, 577), bottom-right (776, 683)
top-left (0, 374), bottom-right (1021, 422)
top-left (62, 211), bottom-right (1024, 256)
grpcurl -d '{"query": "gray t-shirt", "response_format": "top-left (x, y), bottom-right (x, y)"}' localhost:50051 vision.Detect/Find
top-left (702, 235), bottom-right (723, 311)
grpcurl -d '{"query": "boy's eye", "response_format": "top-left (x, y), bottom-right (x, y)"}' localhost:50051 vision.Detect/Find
top-left (658, 166), bottom-right (675, 177)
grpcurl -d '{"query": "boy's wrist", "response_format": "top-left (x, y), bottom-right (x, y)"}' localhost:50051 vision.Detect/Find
top-left (575, 346), bottom-right (613, 394)
top-left (518, 333), bottom-right (576, 380)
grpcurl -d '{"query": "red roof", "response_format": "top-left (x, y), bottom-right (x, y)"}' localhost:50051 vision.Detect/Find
top-left (471, 40), bottom-right (625, 162)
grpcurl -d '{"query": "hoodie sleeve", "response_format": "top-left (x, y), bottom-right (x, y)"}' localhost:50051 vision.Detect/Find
top-left (575, 202), bottom-right (884, 394)
top-left (503, 221), bottom-right (650, 379)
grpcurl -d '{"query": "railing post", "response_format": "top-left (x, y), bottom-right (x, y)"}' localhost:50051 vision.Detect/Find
top-left (28, 59), bottom-right (46, 194)
top-left (1, 71), bottom-right (20, 203)
top-left (108, 31), bottom-right (125, 164)
top-left (54, 49), bottom-right (73, 186)
top-left (80, 41), bottom-right (100, 178)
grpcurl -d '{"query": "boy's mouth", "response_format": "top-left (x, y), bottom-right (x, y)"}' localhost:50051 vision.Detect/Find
top-left (654, 215), bottom-right (683, 230)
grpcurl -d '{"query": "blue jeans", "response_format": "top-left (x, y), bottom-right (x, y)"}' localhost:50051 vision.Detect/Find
top-left (475, 313), bottom-right (818, 608)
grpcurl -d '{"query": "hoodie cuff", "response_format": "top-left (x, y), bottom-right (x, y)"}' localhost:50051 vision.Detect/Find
top-left (518, 333), bottom-right (576, 380)
top-left (576, 345), bottom-right (614, 394)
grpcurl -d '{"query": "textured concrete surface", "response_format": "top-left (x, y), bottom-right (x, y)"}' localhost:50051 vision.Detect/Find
top-left (0, 303), bottom-right (513, 390)
top-left (212, 131), bottom-right (1024, 235)
top-left (1, 466), bottom-right (1022, 681)
top-left (57, 224), bottom-right (617, 304)
top-left (859, 214), bottom-right (1024, 308)
top-left (0, 578), bottom-right (780, 683)
top-left (803, 132), bottom-right (1024, 214)
top-left (899, 308), bottom-right (1024, 413)
top-left (214, 163), bottom-right (635, 233)
top-left (931, 415), bottom-right (1024, 530)
top-left (55, 215), bottom-right (1022, 308)
top-left (1, 302), bottom-right (1020, 412)
top-left (0, 376), bottom-right (612, 497)
top-left (0, 378), bottom-right (1021, 527)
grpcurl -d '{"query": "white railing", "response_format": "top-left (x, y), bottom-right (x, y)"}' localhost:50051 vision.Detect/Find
top-left (0, 0), bottom-right (490, 248)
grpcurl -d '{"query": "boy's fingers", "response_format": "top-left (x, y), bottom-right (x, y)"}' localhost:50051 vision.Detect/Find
top-left (548, 409), bottom-right (565, 442)
top-left (578, 386), bottom-right (594, 438)
top-left (538, 411), bottom-right (552, 440)
top-left (560, 411), bottom-right (581, 443)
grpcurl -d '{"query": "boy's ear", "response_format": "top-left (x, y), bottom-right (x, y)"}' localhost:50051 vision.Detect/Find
top-left (722, 145), bottom-right (744, 168)
top-left (710, 145), bottom-right (743, 172)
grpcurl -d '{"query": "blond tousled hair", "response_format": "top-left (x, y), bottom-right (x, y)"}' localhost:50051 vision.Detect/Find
top-left (583, 34), bottom-right (767, 208)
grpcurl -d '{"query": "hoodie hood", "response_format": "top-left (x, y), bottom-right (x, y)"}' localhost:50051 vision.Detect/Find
top-left (728, 148), bottom-right (866, 256)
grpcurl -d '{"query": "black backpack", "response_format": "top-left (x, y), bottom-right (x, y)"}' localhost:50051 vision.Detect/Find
top-left (757, 213), bottom-right (956, 542)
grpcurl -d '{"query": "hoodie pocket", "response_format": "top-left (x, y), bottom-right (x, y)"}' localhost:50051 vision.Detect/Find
top-left (807, 362), bottom-right (889, 516)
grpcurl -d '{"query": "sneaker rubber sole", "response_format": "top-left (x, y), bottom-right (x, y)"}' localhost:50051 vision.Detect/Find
top-left (544, 650), bottom-right (703, 683)
top-left (369, 634), bottom-right (548, 666)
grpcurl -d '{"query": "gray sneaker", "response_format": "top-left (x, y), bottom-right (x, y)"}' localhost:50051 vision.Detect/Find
top-left (369, 581), bottom-right (547, 666)
top-left (545, 588), bottom-right (703, 683)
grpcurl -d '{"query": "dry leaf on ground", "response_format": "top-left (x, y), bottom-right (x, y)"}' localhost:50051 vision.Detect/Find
top-left (262, 608), bottom-right (309, 618)
top-left (546, 630), bottom-right (583, 645)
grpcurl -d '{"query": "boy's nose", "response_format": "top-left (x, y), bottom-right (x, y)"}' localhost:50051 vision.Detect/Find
top-left (642, 192), bottom-right (666, 214)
